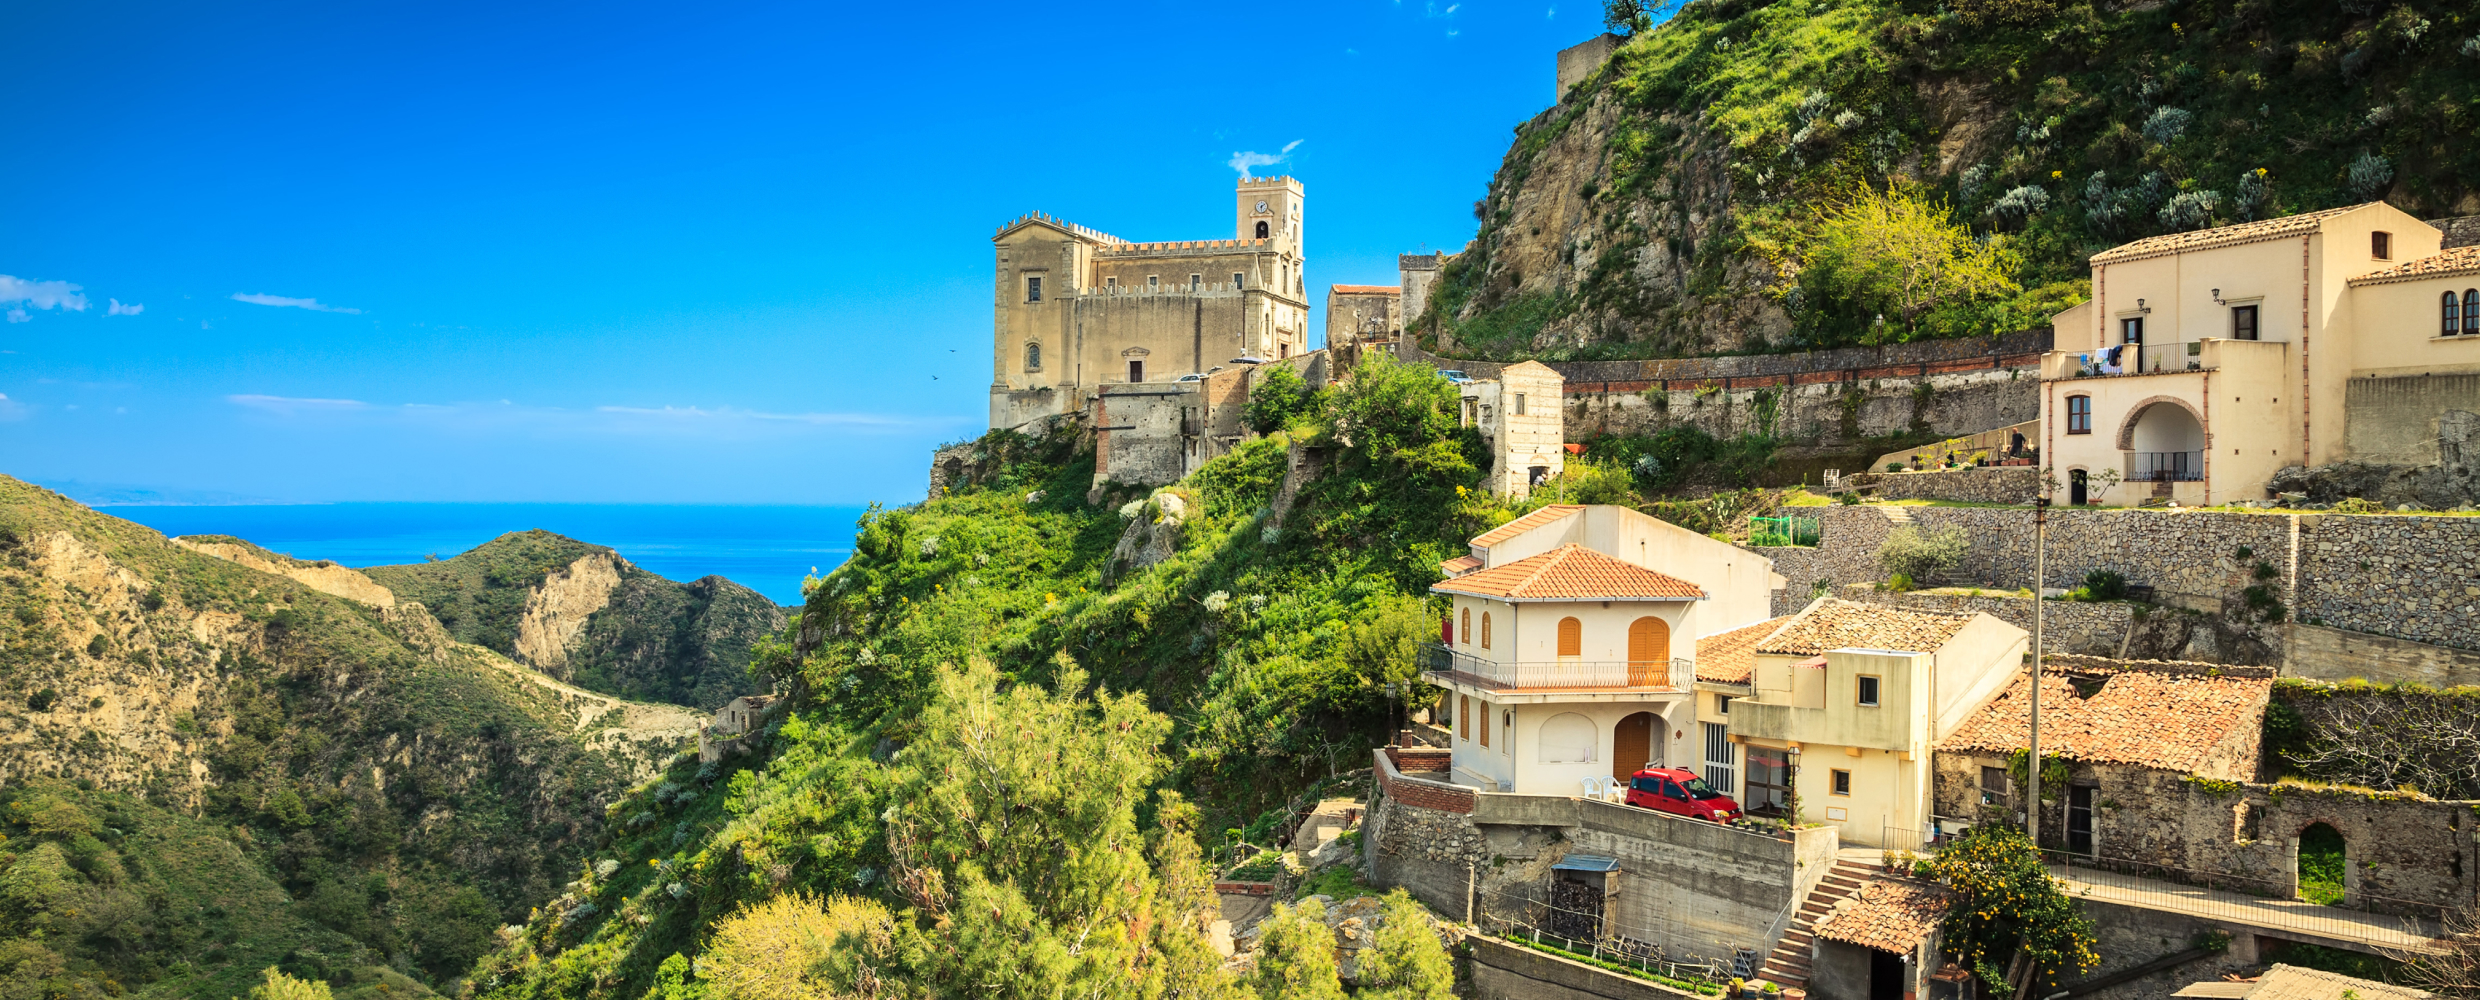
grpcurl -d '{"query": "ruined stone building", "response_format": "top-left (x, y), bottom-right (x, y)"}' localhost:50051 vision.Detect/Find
top-left (988, 176), bottom-right (1311, 430)
top-left (1325, 283), bottom-right (1402, 354)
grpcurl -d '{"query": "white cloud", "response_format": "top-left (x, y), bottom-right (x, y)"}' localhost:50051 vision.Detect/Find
top-left (1547, 5), bottom-right (1557, 16)
top-left (1228, 139), bottom-right (1304, 178)
top-left (226, 394), bottom-right (370, 415)
top-left (231, 292), bottom-right (362, 314)
top-left (107, 299), bottom-right (143, 316)
top-left (0, 275), bottom-right (90, 313)
top-left (5, 309), bottom-right (25, 324)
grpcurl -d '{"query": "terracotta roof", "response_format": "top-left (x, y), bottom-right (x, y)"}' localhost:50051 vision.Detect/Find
top-left (1754, 599), bottom-right (1975, 656)
top-left (2090, 205), bottom-right (2371, 265)
top-left (1693, 615), bottom-right (1796, 684)
top-left (1813, 877), bottom-right (1950, 953)
top-left (1330, 284), bottom-right (1402, 295)
top-left (1936, 664), bottom-right (2271, 772)
top-left (1431, 544), bottom-right (1707, 602)
top-left (2228, 965), bottom-right (2431, 1000)
top-left (1470, 504), bottom-right (1584, 548)
top-left (1438, 554), bottom-right (1483, 578)
top-left (2349, 244), bottom-right (2480, 286)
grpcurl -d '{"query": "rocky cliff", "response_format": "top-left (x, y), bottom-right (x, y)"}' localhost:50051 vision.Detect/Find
top-left (0, 477), bottom-right (701, 998)
top-left (365, 531), bottom-right (785, 709)
top-left (1428, 0), bottom-right (2480, 361)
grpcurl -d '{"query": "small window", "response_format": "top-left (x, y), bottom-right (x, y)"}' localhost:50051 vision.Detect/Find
top-left (1026, 276), bottom-right (1043, 302)
top-left (2233, 304), bottom-right (2259, 341)
top-left (1857, 676), bottom-right (1881, 707)
top-left (1189, 273), bottom-right (1201, 290)
top-left (1478, 701), bottom-right (1490, 748)
top-left (2121, 316), bottom-right (2144, 345)
top-left (2467, 290), bottom-right (2480, 335)
top-left (1104, 276), bottom-right (1116, 288)
top-left (1233, 271), bottom-right (1245, 288)
top-left (1480, 612), bottom-right (1492, 649)
top-left (2447, 292), bottom-right (2465, 337)
top-left (2373, 231), bottom-right (2392, 260)
top-left (2066, 395), bottom-right (2092, 435)
top-left (1024, 342), bottom-right (1042, 370)
top-left (1716, 695), bottom-right (1732, 716)
top-left (1458, 695), bottom-right (1469, 741)
top-left (1556, 617), bottom-right (1582, 657)
top-left (1147, 275), bottom-right (1159, 289)
top-left (1830, 769), bottom-right (1852, 796)
top-left (1514, 393), bottom-right (1527, 415)
top-left (1127, 360), bottom-right (1144, 383)
top-left (1256, 221), bottom-right (1270, 239)
top-left (1459, 607), bottom-right (1470, 645)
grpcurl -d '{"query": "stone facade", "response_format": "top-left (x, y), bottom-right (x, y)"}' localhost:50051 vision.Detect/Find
top-left (1461, 361), bottom-right (1567, 498)
top-left (1830, 586), bottom-right (2137, 658)
top-left (1326, 284), bottom-right (1403, 351)
top-left (990, 177), bottom-right (1312, 430)
top-left (1841, 467), bottom-right (2042, 504)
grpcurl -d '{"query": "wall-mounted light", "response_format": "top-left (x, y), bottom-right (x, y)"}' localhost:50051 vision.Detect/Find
top-left (2136, 298), bottom-right (2153, 313)
top-left (2211, 288), bottom-right (2224, 305)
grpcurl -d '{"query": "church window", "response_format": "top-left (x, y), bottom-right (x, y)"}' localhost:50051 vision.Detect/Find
top-left (1128, 360), bottom-right (1144, 382)
top-left (1025, 342), bottom-right (1042, 370)
top-left (1026, 276), bottom-right (1042, 302)
top-left (1256, 221), bottom-right (1270, 239)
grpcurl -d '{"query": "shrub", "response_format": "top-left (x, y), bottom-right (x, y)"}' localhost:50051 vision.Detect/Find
top-left (2079, 569), bottom-right (2128, 601)
top-left (2158, 191), bottom-right (2221, 231)
top-left (2346, 152), bottom-right (2394, 201)
top-left (2140, 107), bottom-right (2193, 145)
top-left (1838, 491), bottom-right (1862, 505)
top-left (1884, 462), bottom-right (1905, 472)
top-left (701, 893), bottom-right (897, 1000)
top-left (1876, 525), bottom-right (1969, 585)
top-left (1245, 365), bottom-right (1318, 435)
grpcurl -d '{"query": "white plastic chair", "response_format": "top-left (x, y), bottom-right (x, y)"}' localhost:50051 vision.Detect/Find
top-left (1580, 776), bottom-right (1604, 800)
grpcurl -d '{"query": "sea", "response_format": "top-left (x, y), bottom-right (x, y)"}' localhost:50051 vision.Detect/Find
top-left (99, 503), bottom-right (869, 606)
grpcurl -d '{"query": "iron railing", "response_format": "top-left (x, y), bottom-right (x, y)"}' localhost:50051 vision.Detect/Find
top-left (2127, 451), bottom-right (2204, 482)
top-left (2040, 849), bottom-right (2447, 950)
top-left (1422, 644), bottom-right (1691, 691)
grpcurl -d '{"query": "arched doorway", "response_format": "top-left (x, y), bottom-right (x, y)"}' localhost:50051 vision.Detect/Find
top-left (1627, 617), bottom-right (1671, 687)
top-left (1612, 712), bottom-right (1658, 783)
top-left (2298, 823), bottom-right (2346, 905)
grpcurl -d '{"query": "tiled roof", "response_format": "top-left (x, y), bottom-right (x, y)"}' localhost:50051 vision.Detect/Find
top-left (1470, 504), bottom-right (1584, 548)
top-left (1813, 877), bottom-right (1950, 953)
top-left (2238, 965), bottom-right (2432, 1000)
top-left (1431, 544), bottom-right (1707, 602)
top-left (1754, 599), bottom-right (1975, 656)
top-left (1331, 284), bottom-right (1402, 295)
top-left (2349, 244), bottom-right (2480, 286)
top-left (1693, 615), bottom-right (1796, 684)
top-left (1438, 554), bottom-right (1483, 578)
top-left (1936, 664), bottom-right (2271, 772)
top-left (2090, 205), bottom-right (2370, 265)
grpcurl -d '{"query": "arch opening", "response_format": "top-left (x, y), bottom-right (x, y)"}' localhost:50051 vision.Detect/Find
top-left (1539, 712), bottom-right (1597, 764)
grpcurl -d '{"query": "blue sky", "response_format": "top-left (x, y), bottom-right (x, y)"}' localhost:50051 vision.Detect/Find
top-left (2, 0), bottom-right (1603, 505)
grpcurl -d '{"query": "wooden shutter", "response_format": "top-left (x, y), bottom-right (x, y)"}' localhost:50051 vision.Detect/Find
top-left (1627, 616), bottom-right (1671, 686)
top-left (1557, 617), bottom-right (1582, 657)
top-left (1612, 712), bottom-right (1655, 783)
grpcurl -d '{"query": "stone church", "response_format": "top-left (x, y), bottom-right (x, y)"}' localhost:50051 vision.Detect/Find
top-left (988, 176), bottom-right (1311, 429)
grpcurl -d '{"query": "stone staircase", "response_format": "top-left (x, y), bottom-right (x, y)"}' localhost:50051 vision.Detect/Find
top-left (1756, 860), bottom-right (1876, 989)
top-left (1879, 506), bottom-right (1917, 526)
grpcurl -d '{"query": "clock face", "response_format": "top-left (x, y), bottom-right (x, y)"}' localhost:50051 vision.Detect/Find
top-left (1255, 200), bottom-right (1269, 213)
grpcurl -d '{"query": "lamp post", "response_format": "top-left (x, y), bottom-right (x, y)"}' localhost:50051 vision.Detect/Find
top-left (2028, 497), bottom-right (2047, 847)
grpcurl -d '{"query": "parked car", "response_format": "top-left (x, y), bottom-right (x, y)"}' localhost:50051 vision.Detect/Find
top-left (1175, 372), bottom-right (1207, 382)
top-left (1229, 356), bottom-right (1269, 365)
top-left (1437, 369), bottom-right (1473, 385)
top-left (1623, 766), bottom-right (1742, 822)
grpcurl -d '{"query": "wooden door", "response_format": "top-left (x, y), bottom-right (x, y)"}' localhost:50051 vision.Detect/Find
top-left (1611, 712), bottom-right (1656, 784)
top-left (1626, 617), bottom-right (1670, 686)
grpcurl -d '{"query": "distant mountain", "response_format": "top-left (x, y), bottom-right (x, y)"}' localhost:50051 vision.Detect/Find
top-left (0, 476), bottom-right (700, 999)
top-left (31, 479), bottom-right (302, 507)
top-left (363, 531), bottom-right (786, 710)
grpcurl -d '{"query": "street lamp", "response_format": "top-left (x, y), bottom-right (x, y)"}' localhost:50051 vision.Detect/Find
top-left (2028, 497), bottom-right (2047, 847)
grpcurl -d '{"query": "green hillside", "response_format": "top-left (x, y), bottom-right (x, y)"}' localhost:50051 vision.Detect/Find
top-left (1426, 0), bottom-right (2480, 359)
top-left (367, 532), bottom-right (784, 709)
top-left (0, 478), bottom-right (694, 997)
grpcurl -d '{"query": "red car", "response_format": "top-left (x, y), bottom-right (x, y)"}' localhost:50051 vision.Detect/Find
top-left (1624, 766), bottom-right (1742, 822)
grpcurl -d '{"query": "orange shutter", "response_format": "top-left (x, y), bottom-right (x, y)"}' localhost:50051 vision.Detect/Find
top-left (1628, 617), bottom-right (1671, 686)
top-left (1480, 612), bottom-right (1492, 649)
top-left (1557, 617), bottom-right (1583, 657)
top-left (1459, 695), bottom-right (1469, 740)
top-left (1478, 700), bottom-right (1489, 747)
top-left (1459, 608), bottom-right (1470, 645)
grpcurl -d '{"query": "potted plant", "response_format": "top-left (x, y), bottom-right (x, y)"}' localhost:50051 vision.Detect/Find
top-left (1729, 978), bottom-right (1745, 998)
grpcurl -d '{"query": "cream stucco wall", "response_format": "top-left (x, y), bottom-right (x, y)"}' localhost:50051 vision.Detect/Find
top-left (1440, 695), bottom-right (1692, 794)
top-left (1476, 505), bottom-right (1785, 632)
top-left (1445, 595), bottom-right (1697, 670)
top-left (2347, 277), bottom-right (2480, 379)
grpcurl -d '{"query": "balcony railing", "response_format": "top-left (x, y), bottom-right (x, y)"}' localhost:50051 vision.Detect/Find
top-left (1420, 644), bottom-right (1690, 691)
top-left (2128, 451), bottom-right (2204, 482)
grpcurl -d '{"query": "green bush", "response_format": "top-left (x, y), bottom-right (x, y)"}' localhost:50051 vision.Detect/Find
top-left (1884, 463), bottom-right (1904, 473)
top-left (1876, 525), bottom-right (1969, 586)
top-left (2079, 569), bottom-right (2128, 601)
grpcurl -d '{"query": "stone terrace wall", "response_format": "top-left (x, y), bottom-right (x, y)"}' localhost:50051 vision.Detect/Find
top-left (1406, 328), bottom-right (2053, 384)
top-left (1754, 506), bottom-right (2480, 664)
top-left (1834, 586), bottom-right (2136, 657)
top-left (1842, 467), bottom-right (2042, 504)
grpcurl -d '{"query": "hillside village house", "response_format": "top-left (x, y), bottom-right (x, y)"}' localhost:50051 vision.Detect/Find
top-left (1423, 504), bottom-right (1785, 794)
top-left (1696, 600), bottom-right (2027, 848)
top-left (2043, 202), bottom-right (2480, 505)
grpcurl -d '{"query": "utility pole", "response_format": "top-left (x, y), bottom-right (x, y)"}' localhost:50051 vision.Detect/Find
top-left (2028, 497), bottom-right (2047, 848)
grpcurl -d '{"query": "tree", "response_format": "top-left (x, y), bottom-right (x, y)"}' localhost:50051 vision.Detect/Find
top-left (1780, 183), bottom-right (2022, 344)
top-left (1356, 891), bottom-right (1454, 1000)
top-left (2392, 905), bottom-right (2480, 999)
top-left (703, 893), bottom-right (899, 1000)
top-left (248, 968), bottom-right (335, 1000)
top-left (1250, 899), bottom-right (1347, 1000)
top-left (1245, 365), bottom-right (1316, 434)
top-left (1875, 525), bottom-right (1970, 587)
top-left (1926, 825), bottom-right (2098, 997)
top-left (1602, 0), bottom-right (1651, 34)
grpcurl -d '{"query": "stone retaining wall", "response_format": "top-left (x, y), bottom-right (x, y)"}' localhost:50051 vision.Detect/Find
top-left (2286, 623), bottom-right (2480, 687)
top-left (1842, 467), bottom-right (2042, 504)
top-left (1834, 586), bottom-right (2136, 657)
top-left (1468, 935), bottom-right (1706, 1000)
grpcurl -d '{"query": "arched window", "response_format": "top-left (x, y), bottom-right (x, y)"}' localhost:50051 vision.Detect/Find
top-left (1478, 700), bottom-right (1491, 748)
top-left (1459, 608), bottom-right (1471, 645)
top-left (1458, 695), bottom-right (1469, 741)
top-left (1557, 617), bottom-right (1583, 657)
top-left (2446, 292), bottom-right (2463, 337)
top-left (1538, 712), bottom-right (1597, 763)
top-left (1024, 341), bottom-right (1042, 369)
top-left (1478, 612), bottom-right (1493, 649)
top-left (2466, 290), bottom-right (2479, 335)
top-left (1255, 220), bottom-right (1270, 239)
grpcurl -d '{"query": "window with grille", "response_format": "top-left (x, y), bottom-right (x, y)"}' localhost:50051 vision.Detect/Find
top-left (1026, 276), bottom-right (1043, 302)
top-left (1702, 722), bottom-right (1734, 794)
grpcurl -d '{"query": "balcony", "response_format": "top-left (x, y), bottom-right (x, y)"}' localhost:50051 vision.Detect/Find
top-left (1419, 644), bottom-right (1691, 695)
top-left (2127, 450), bottom-right (2204, 482)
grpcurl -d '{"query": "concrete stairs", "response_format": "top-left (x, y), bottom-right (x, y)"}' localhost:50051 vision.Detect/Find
top-left (1879, 506), bottom-right (1917, 526)
top-left (1756, 860), bottom-right (1876, 990)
